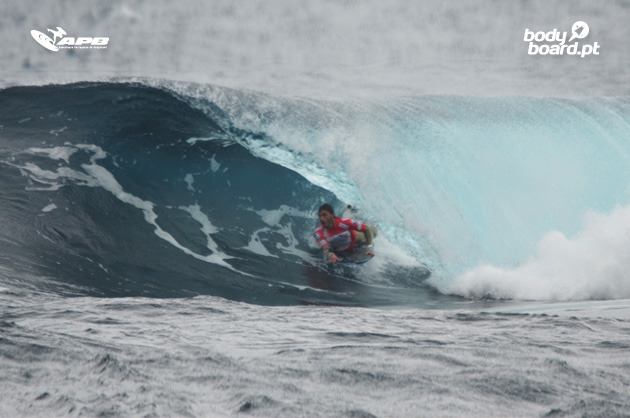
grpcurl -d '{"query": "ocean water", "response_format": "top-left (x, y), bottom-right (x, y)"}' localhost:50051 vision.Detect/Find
top-left (1, 1), bottom-right (630, 417)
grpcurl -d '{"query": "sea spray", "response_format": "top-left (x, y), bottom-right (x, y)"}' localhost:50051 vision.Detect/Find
top-left (441, 204), bottom-right (630, 300)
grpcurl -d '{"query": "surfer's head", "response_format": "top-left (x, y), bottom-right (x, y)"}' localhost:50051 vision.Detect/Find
top-left (318, 204), bottom-right (335, 228)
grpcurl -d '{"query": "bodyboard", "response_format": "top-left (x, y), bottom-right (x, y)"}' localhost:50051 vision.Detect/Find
top-left (338, 252), bottom-right (373, 264)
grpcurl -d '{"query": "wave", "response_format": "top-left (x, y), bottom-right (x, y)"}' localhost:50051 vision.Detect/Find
top-left (0, 82), bottom-right (430, 306)
top-left (1, 81), bottom-right (629, 305)
top-left (444, 204), bottom-right (630, 300)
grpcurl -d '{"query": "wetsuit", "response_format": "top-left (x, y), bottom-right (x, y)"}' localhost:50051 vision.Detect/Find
top-left (314, 217), bottom-right (368, 253)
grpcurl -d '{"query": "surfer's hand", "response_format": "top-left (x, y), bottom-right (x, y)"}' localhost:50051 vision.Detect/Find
top-left (328, 253), bottom-right (341, 264)
top-left (366, 249), bottom-right (375, 258)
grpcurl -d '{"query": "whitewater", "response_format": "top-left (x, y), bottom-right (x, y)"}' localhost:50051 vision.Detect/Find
top-left (1, 1), bottom-right (629, 417)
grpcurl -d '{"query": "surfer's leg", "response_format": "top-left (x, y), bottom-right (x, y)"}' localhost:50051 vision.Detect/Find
top-left (356, 226), bottom-right (377, 246)
top-left (355, 231), bottom-right (366, 245)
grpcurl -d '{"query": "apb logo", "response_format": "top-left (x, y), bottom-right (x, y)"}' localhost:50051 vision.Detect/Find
top-left (31, 26), bottom-right (109, 51)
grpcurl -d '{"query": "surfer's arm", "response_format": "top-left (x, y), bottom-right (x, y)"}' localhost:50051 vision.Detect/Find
top-left (343, 218), bottom-right (374, 246)
top-left (363, 226), bottom-right (374, 246)
top-left (359, 224), bottom-right (375, 258)
top-left (314, 228), bottom-right (329, 249)
top-left (321, 245), bottom-right (340, 264)
top-left (315, 228), bottom-right (339, 263)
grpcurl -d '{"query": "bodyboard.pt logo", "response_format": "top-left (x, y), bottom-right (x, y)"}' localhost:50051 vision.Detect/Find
top-left (524, 21), bottom-right (600, 58)
top-left (30, 26), bottom-right (109, 51)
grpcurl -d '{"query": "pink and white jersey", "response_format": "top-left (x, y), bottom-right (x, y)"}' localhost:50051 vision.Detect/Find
top-left (314, 217), bottom-right (366, 252)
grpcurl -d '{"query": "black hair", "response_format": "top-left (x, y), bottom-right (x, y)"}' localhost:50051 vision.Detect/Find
top-left (318, 203), bottom-right (335, 216)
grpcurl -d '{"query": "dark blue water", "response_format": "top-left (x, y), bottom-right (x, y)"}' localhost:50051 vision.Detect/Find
top-left (0, 82), bottom-right (435, 307)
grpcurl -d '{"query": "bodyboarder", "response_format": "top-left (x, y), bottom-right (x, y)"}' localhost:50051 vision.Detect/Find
top-left (314, 203), bottom-right (376, 264)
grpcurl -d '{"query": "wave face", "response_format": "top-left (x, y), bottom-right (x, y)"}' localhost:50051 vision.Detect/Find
top-left (0, 82), bottom-right (431, 306)
top-left (1, 81), bottom-right (630, 305)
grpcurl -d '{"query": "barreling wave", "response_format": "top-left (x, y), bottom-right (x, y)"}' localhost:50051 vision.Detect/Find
top-left (0, 82), bottom-right (430, 306)
top-left (1, 81), bottom-right (629, 305)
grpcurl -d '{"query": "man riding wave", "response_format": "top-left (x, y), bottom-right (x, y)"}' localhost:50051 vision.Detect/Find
top-left (314, 203), bottom-right (376, 264)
